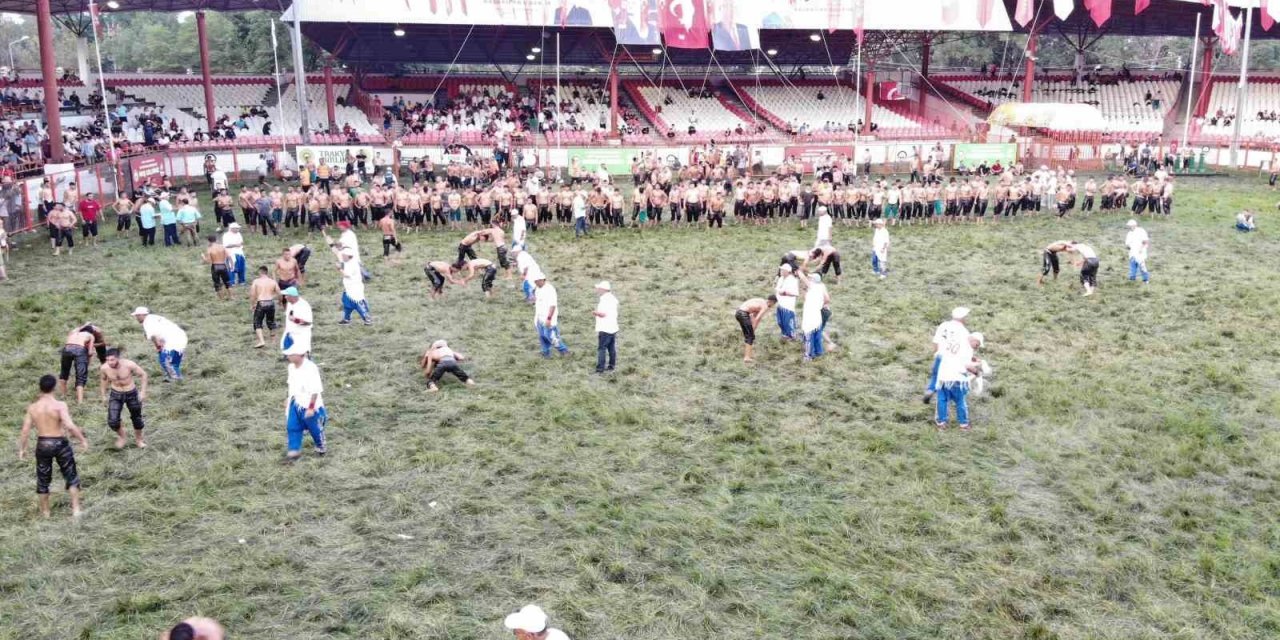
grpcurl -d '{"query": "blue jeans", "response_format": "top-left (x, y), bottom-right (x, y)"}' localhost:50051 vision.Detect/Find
top-left (936, 381), bottom-right (970, 426)
top-left (1128, 257), bottom-right (1149, 282)
top-left (537, 322), bottom-right (569, 356)
top-left (804, 329), bottom-right (824, 359)
top-left (775, 307), bottom-right (796, 339)
top-left (522, 280), bottom-right (535, 301)
top-left (286, 400), bottom-right (327, 453)
top-left (925, 354), bottom-right (941, 393)
top-left (596, 331), bottom-right (617, 371)
top-left (871, 252), bottom-right (885, 275)
top-left (162, 223), bottom-right (179, 247)
top-left (230, 254), bottom-right (246, 285)
top-left (341, 292), bottom-right (370, 322)
top-left (157, 349), bottom-right (184, 379)
top-left (1236, 223), bottom-right (1253, 232)
top-left (574, 217), bottom-right (588, 237)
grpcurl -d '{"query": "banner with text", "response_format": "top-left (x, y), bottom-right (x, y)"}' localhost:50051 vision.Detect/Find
top-left (952, 143), bottom-right (1017, 169)
top-left (783, 144), bottom-right (854, 172)
top-left (295, 145), bottom-right (376, 170)
top-left (129, 155), bottom-right (165, 187)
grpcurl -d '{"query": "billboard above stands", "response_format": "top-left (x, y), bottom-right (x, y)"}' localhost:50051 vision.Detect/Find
top-left (567, 148), bottom-right (636, 174)
top-left (284, 0), bottom-right (1012, 31)
top-left (129, 155), bottom-right (165, 187)
top-left (953, 143), bottom-right (1018, 169)
top-left (783, 144), bottom-right (854, 173)
top-left (296, 145), bottom-right (375, 169)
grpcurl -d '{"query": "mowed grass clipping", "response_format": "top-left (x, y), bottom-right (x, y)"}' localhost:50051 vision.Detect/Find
top-left (0, 175), bottom-right (1279, 640)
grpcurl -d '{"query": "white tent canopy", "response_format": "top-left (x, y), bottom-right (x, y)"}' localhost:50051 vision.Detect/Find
top-left (986, 102), bottom-right (1108, 130)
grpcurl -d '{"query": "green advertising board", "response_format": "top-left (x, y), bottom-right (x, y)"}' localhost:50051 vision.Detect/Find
top-left (953, 143), bottom-right (1018, 169)
top-left (567, 147), bottom-right (635, 174)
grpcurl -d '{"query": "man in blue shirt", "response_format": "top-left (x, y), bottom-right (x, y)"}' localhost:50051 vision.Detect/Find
top-left (137, 197), bottom-right (157, 246)
top-left (158, 195), bottom-right (178, 247)
top-left (177, 198), bottom-right (202, 246)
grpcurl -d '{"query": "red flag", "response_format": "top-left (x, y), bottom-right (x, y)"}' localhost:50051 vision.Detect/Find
top-left (1263, 0), bottom-right (1274, 30)
top-left (977, 0), bottom-right (996, 27)
top-left (661, 0), bottom-right (708, 49)
top-left (1088, 0), bottom-right (1111, 27)
top-left (89, 0), bottom-right (104, 39)
top-left (1015, 0), bottom-right (1034, 26)
top-left (1135, 0), bottom-right (1150, 15)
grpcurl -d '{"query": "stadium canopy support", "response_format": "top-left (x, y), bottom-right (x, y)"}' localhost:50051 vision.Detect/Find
top-left (35, 0), bottom-right (61, 162)
top-left (323, 63), bottom-right (336, 133)
top-left (609, 53), bottom-right (619, 137)
top-left (196, 11), bottom-right (216, 135)
top-left (862, 64), bottom-right (875, 136)
top-left (1193, 35), bottom-right (1217, 118)
top-left (918, 33), bottom-right (932, 117)
top-left (1023, 17), bottom-right (1049, 104)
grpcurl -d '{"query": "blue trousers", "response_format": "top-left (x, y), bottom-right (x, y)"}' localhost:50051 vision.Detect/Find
top-left (522, 280), bottom-right (534, 301)
top-left (157, 349), bottom-right (184, 379)
top-left (286, 400), bottom-right (327, 453)
top-left (596, 331), bottom-right (617, 371)
top-left (341, 292), bottom-right (370, 322)
top-left (776, 307), bottom-right (797, 339)
top-left (574, 217), bottom-right (588, 237)
top-left (537, 322), bottom-right (568, 356)
top-left (804, 329), bottom-right (824, 359)
top-left (936, 381), bottom-right (970, 426)
top-left (871, 252), bottom-right (886, 275)
top-left (1236, 223), bottom-right (1253, 232)
top-left (1128, 257), bottom-right (1149, 282)
top-left (925, 354), bottom-right (941, 393)
top-left (230, 254), bottom-right (246, 285)
top-left (162, 223), bottom-right (179, 247)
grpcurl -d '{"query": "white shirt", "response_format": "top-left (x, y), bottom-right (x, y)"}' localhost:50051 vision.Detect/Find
top-left (933, 320), bottom-right (973, 384)
top-left (535, 282), bottom-right (559, 326)
top-left (339, 228), bottom-right (360, 260)
top-left (595, 292), bottom-right (619, 334)
top-left (873, 227), bottom-right (890, 255)
top-left (1125, 227), bottom-right (1149, 260)
top-left (572, 195), bottom-right (586, 219)
top-left (341, 258), bottom-right (365, 301)
top-left (211, 170), bottom-right (228, 190)
top-left (774, 274), bottom-right (799, 311)
top-left (285, 297), bottom-right (314, 350)
top-left (815, 214), bottom-right (832, 246)
top-left (222, 230), bottom-right (244, 257)
top-left (512, 215), bottom-right (527, 244)
top-left (516, 252), bottom-right (542, 283)
top-left (142, 314), bottom-right (188, 352)
top-left (546, 630), bottom-right (570, 640)
top-left (801, 281), bottom-right (827, 332)
top-left (287, 358), bottom-right (325, 409)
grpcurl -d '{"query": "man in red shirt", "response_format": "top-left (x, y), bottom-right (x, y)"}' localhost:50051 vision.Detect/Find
top-left (77, 193), bottom-right (102, 247)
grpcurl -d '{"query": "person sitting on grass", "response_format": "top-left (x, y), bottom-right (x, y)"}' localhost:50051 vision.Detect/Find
top-left (1237, 210), bottom-right (1256, 232)
top-left (421, 339), bottom-right (476, 392)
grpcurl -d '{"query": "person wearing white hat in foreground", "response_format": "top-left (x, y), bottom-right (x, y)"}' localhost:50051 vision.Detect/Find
top-left (420, 339), bottom-right (475, 392)
top-left (592, 281), bottom-right (619, 373)
top-left (221, 223), bottom-right (247, 286)
top-left (534, 274), bottom-right (569, 358)
top-left (923, 307), bottom-right (970, 404)
top-left (800, 273), bottom-right (830, 362)
top-left (774, 264), bottom-right (799, 340)
top-left (514, 247), bottom-right (543, 303)
top-left (280, 287), bottom-right (313, 355)
top-left (284, 342), bottom-right (326, 460)
top-left (504, 604), bottom-right (571, 640)
top-left (871, 218), bottom-right (890, 278)
top-left (328, 244), bottom-right (372, 325)
top-left (1124, 219), bottom-right (1150, 284)
top-left (933, 306), bottom-right (976, 431)
top-left (131, 307), bottom-right (188, 381)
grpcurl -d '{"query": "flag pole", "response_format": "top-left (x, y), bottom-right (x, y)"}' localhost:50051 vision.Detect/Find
top-left (270, 19), bottom-right (287, 155)
top-left (1182, 12), bottom-right (1200, 151)
top-left (1229, 6), bottom-right (1252, 167)
top-left (555, 31), bottom-right (561, 150)
top-left (88, 0), bottom-right (116, 166)
top-left (853, 34), bottom-right (862, 176)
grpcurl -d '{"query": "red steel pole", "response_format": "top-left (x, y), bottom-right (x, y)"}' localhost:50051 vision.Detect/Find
top-left (862, 68), bottom-right (875, 136)
top-left (609, 55), bottom-right (620, 137)
top-left (36, 0), bottom-right (64, 163)
top-left (324, 65), bottom-right (336, 133)
top-left (197, 12), bottom-right (217, 135)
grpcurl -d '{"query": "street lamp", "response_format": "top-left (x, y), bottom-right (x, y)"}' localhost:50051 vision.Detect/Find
top-left (8, 35), bottom-right (29, 72)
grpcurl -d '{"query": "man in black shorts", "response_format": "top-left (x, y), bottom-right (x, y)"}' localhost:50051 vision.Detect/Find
top-left (59, 325), bottom-right (98, 404)
top-left (250, 266), bottom-right (281, 348)
top-left (424, 260), bottom-right (463, 300)
top-left (461, 257), bottom-right (498, 299)
top-left (735, 295), bottom-right (776, 363)
top-left (420, 339), bottom-right (476, 392)
top-left (99, 348), bottom-right (148, 449)
top-left (18, 375), bottom-right (89, 517)
top-left (1037, 240), bottom-right (1071, 286)
top-left (202, 235), bottom-right (232, 300)
top-left (454, 229), bottom-right (487, 268)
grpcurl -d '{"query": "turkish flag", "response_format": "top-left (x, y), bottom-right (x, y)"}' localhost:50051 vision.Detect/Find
top-left (1135, 0), bottom-right (1150, 15)
top-left (1087, 0), bottom-right (1111, 27)
top-left (880, 81), bottom-right (905, 102)
top-left (661, 0), bottom-right (709, 49)
top-left (1263, 0), bottom-right (1274, 31)
top-left (1015, 0), bottom-right (1035, 26)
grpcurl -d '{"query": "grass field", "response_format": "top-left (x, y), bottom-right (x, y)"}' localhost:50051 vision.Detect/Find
top-left (1, 175), bottom-right (1279, 640)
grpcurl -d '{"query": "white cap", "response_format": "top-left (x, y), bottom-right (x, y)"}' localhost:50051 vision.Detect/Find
top-left (228, 222), bottom-right (241, 229)
top-left (951, 306), bottom-right (970, 321)
top-left (284, 343), bottom-right (308, 356)
top-left (810, 273), bottom-right (821, 283)
top-left (595, 281), bottom-right (611, 291)
top-left (131, 306), bottom-right (150, 316)
top-left (780, 264), bottom-right (793, 273)
top-left (503, 605), bottom-right (548, 633)
top-left (971, 332), bottom-right (985, 348)
top-left (340, 249), bottom-right (355, 259)
top-left (1126, 219), bottom-right (1137, 227)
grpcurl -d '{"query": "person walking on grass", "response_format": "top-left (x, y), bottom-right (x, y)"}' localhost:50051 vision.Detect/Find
top-left (202, 235), bottom-right (232, 301)
top-left (99, 348), bottom-right (147, 450)
top-left (593, 281), bottom-right (619, 373)
top-left (801, 273), bottom-right (830, 362)
top-left (250, 267), bottom-right (281, 348)
top-left (871, 218), bottom-right (890, 278)
top-left (923, 306), bottom-right (970, 405)
top-left (1067, 241), bottom-right (1100, 296)
top-left (378, 211), bottom-right (402, 258)
top-left (77, 192), bottom-right (101, 247)
top-left (573, 189), bottom-right (589, 238)
top-left (814, 205), bottom-right (832, 247)
top-left (284, 343), bottom-right (326, 461)
top-left (735, 295), bottom-right (776, 363)
top-left (222, 223), bottom-right (247, 286)
top-left (774, 264), bottom-right (800, 341)
top-left (18, 375), bottom-right (89, 518)
top-left (421, 339), bottom-right (476, 392)
top-left (514, 247), bottom-right (543, 303)
top-left (281, 287), bottom-right (313, 355)
top-left (504, 604), bottom-right (571, 640)
top-left (0, 226), bottom-right (8, 281)
top-left (132, 307), bottom-right (188, 381)
top-left (327, 243), bottom-right (372, 326)
top-left (534, 275), bottom-right (570, 358)
top-left (933, 308), bottom-right (977, 431)
top-left (177, 197), bottom-right (202, 246)
top-left (1124, 219), bottom-right (1150, 284)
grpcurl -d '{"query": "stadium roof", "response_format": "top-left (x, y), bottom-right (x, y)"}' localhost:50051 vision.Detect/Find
top-left (0, 0), bottom-right (283, 13)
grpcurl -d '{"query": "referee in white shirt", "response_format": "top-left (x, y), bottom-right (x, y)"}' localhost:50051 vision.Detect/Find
top-left (592, 281), bottom-right (619, 373)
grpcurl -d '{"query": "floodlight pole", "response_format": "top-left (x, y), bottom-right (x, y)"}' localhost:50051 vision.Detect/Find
top-left (291, 0), bottom-right (312, 144)
top-left (88, 0), bottom-right (115, 164)
top-left (1229, 6), bottom-right (1252, 168)
top-left (35, 0), bottom-right (64, 163)
top-left (270, 19), bottom-right (287, 154)
top-left (1182, 13), bottom-right (1200, 151)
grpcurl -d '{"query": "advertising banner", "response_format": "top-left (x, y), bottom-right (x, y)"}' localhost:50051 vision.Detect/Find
top-left (567, 147), bottom-right (635, 174)
top-left (952, 143), bottom-right (1017, 169)
top-left (129, 155), bottom-right (165, 187)
top-left (295, 145), bottom-right (375, 169)
top-left (783, 144), bottom-right (854, 172)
